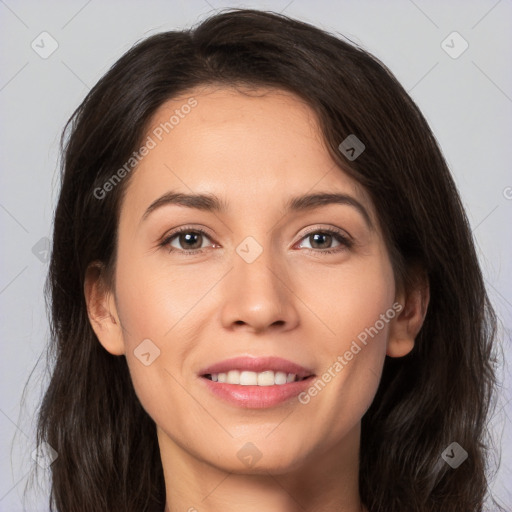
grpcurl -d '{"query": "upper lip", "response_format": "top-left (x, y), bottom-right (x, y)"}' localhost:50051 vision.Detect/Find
top-left (199, 356), bottom-right (315, 379)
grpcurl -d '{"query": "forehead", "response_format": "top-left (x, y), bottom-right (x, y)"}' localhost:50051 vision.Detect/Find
top-left (120, 84), bottom-right (374, 224)
top-left (146, 84), bottom-right (326, 165)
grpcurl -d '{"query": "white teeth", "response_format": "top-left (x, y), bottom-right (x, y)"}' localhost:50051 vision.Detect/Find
top-left (208, 370), bottom-right (300, 386)
top-left (226, 370), bottom-right (240, 384)
top-left (274, 371), bottom-right (287, 385)
top-left (240, 371), bottom-right (258, 385)
top-left (257, 370), bottom-right (274, 386)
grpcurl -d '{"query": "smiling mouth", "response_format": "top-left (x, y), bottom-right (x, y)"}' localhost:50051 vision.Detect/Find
top-left (202, 370), bottom-right (314, 386)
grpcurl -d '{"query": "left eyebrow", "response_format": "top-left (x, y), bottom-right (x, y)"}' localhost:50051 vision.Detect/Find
top-left (285, 192), bottom-right (374, 230)
top-left (140, 190), bottom-right (373, 229)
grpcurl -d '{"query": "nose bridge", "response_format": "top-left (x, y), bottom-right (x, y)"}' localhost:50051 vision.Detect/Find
top-left (220, 233), bottom-right (298, 331)
top-left (234, 234), bottom-right (284, 300)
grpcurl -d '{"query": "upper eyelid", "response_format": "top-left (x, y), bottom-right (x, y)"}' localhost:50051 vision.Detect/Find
top-left (162, 226), bottom-right (215, 243)
top-left (299, 225), bottom-right (350, 239)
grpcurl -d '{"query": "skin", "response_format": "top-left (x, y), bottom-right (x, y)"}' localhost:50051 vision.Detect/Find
top-left (85, 85), bottom-right (429, 512)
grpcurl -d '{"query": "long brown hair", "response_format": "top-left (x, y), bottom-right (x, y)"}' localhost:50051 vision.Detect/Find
top-left (27, 8), bottom-right (500, 511)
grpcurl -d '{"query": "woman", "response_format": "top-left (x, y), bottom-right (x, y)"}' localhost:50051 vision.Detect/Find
top-left (31, 8), bottom-right (499, 512)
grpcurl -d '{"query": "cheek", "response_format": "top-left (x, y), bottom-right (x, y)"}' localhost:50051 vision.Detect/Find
top-left (333, 252), bottom-right (395, 386)
top-left (298, 242), bottom-right (396, 347)
top-left (334, 272), bottom-right (395, 348)
top-left (113, 250), bottom-right (199, 345)
top-left (112, 250), bottom-right (212, 426)
top-left (301, 250), bottom-right (395, 425)
top-left (301, 315), bottom-right (391, 451)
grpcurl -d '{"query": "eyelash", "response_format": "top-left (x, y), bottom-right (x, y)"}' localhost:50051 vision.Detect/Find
top-left (159, 226), bottom-right (353, 256)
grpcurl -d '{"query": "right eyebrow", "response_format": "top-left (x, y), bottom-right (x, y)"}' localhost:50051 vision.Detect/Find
top-left (140, 191), bottom-right (228, 223)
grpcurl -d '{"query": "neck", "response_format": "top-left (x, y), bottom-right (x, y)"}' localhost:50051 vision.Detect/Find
top-left (158, 423), bottom-right (364, 512)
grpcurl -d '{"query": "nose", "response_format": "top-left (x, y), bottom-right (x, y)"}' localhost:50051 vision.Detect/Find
top-left (219, 243), bottom-right (300, 334)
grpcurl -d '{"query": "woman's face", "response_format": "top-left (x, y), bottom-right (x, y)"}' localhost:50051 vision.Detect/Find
top-left (99, 85), bottom-right (405, 474)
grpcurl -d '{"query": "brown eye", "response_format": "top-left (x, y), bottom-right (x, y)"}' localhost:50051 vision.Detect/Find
top-left (161, 228), bottom-right (214, 254)
top-left (297, 229), bottom-right (352, 255)
top-left (175, 232), bottom-right (204, 250)
top-left (308, 232), bottom-right (334, 249)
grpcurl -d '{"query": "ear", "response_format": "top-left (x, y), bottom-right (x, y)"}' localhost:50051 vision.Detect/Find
top-left (387, 270), bottom-right (430, 358)
top-left (84, 261), bottom-right (125, 356)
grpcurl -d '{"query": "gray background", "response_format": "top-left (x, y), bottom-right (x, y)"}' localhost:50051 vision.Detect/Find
top-left (1, 0), bottom-right (511, 510)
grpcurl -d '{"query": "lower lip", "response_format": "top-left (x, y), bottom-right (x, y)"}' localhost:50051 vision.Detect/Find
top-left (200, 376), bottom-right (316, 409)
